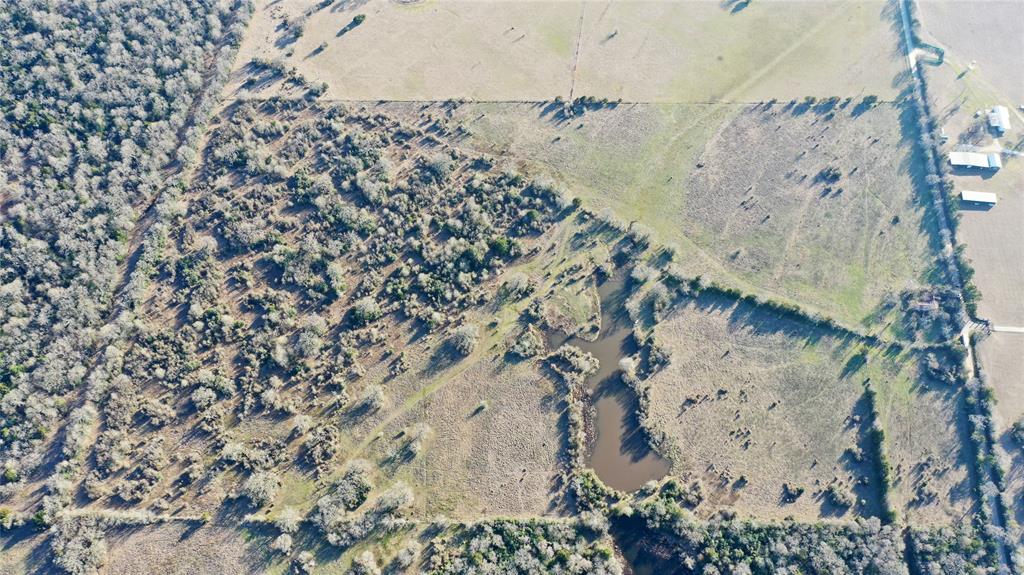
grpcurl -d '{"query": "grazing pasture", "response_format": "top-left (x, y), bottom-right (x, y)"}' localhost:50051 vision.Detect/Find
top-left (644, 294), bottom-right (885, 521)
top-left (365, 357), bottom-right (569, 520)
top-left (918, 0), bottom-right (1024, 104)
top-left (435, 100), bottom-right (940, 328)
top-left (233, 0), bottom-right (905, 103)
top-left (873, 356), bottom-right (977, 524)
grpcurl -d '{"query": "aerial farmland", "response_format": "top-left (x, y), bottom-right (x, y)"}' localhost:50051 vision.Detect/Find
top-left (0, 0), bottom-right (1020, 574)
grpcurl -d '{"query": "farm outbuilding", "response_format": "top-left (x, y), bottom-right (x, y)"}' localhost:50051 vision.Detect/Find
top-left (960, 190), bottom-right (998, 205)
top-left (949, 151), bottom-right (1002, 170)
top-left (988, 105), bottom-right (1011, 133)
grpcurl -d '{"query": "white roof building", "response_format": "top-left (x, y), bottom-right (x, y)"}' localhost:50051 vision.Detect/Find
top-left (960, 190), bottom-right (998, 205)
top-left (949, 151), bottom-right (1002, 169)
top-left (988, 105), bottom-right (1011, 132)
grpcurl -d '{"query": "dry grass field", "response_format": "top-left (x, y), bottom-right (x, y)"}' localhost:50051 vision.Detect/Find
top-left (873, 356), bottom-right (976, 525)
top-left (949, 148), bottom-right (1024, 325)
top-left (430, 100), bottom-right (940, 328)
top-left (920, 2), bottom-right (1024, 326)
top-left (364, 356), bottom-right (569, 521)
top-left (103, 523), bottom-right (265, 575)
top-left (998, 423), bottom-right (1024, 560)
top-left (644, 294), bottom-right (885, 521)
top-left (683, 102), bottom-right (940, 324)
top-left (918, 0), bottom-right (1024, 105)
top-left (232, 0), bottom-right (905, 103)
top-left (572, 0), bottom-right (905, 103)
top-left (978, 332), bottom-right (1024, 429)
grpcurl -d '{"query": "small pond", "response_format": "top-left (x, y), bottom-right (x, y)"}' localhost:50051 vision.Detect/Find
top-left (548, 268), bottom-right (670, 492)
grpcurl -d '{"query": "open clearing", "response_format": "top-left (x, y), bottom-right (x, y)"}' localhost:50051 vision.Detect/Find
top-left (233, 0), bottom-right (905, 102)
top-left (978, 332), bottom-right (1024, 429)
top-left (873, 355), bottom-right (976, 525)
top-left (426, 100), bottom-right (940, 328)
top-left (103, 524), bottom-right (264, 575)
top-left (365, 356), bottom-right (569, 520)
top-left (918, 0), bottom-right (1024, 105)
top-left (645, 294), bottom-right (884, 521)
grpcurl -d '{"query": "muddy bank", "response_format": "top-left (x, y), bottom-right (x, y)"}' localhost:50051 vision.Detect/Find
top-left (548, 268), bottom-right (670, 492)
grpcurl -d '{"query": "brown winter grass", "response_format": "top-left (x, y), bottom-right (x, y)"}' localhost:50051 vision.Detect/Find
top-left (432, 99), bottom-right (940, 331)
top-left (918, 0), bottom-right (1024, 105)
top-left (102, 522), bottom-right (267, 574)
top-left (950, 153), bottom-right (1024, 326)
top-left (645, 293), bottom-right (884, 522)
top-left (977, 332), bottom-right (1024, 428)
top-left (921, 32), bottom-right (1024, 326)
top-left (872, 355), bottom-right (977, 525)
top-left (365, 356), bottom-right (569, 520)
top-left (231, 0), bottom-right (904, 102)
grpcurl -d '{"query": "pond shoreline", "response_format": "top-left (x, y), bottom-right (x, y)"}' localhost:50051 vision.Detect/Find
top-left (547, 266), bottom-right (670, 492)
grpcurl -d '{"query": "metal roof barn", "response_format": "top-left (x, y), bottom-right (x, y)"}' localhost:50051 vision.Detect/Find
top-left (949, 151), bottom-right (1002, 169)
top-left (960, 190), bottom-right (998, 205)
top-left (988, 105), bottom-right (1011, 133)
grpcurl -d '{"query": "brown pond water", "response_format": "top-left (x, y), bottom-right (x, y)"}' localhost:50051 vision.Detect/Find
top-left (549, 269), bottom-right (670, 492)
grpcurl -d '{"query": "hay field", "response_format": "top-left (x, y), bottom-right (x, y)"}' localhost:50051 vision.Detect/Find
top-left (918, 0), bottom-right (1024, 105)
top-left (644, 294), bottom-right (884, 521)
top-left (365, 356), bottom-right (569, 521)
top-left (233, 0), bottom-right (904, 102)
top-left (977, 332), bottom-right (1024, 428)
top-left (573, 0), bottom-right (905, 102)
top-left (435, 101), bottom-right (939, 327)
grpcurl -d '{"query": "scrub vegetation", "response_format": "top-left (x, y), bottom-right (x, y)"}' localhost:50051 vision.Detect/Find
top-left (0, 0), bottom-right (1014, 573)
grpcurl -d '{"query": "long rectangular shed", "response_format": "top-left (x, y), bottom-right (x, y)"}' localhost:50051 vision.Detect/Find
top-left (960, 190), bottom-right (998, 205)
top-left (949, 151), bottom-right (1002, 169)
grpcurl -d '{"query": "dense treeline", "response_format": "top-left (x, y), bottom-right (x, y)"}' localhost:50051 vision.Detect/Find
top-left (428, 518), bottom-right (621, 574)
top-left (0, 0), bottom-right (251, 567)
top-left (634, 485), bottom-right (907, 574)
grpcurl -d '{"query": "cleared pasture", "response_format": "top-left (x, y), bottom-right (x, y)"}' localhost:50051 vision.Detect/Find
top-left (573, 0), bottom-right (905, 102)
top-left (365, 356), bottom-right (569, 520)
top-left (950, 149), bottom-right (1024, 325)
top-left (918, 0), bottom-right (1024, 105)
top-left (977, 332), bottom-right (1024, 428)
top-left (103, 523), bottom-right (266, 574)
top-left (433, 100), bottom-right (939, 328)
top-left (233, 0), bottom-right (905, 102)
top-left (873, 357), bottom-right (976, 524)
top-left (645, 294), bottom-right (884, 521)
